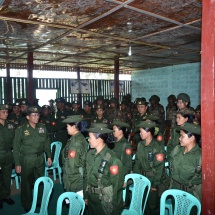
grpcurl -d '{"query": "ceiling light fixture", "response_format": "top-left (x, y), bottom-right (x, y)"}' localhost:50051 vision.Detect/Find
top-left (128, 43), bottom-right (132, 56)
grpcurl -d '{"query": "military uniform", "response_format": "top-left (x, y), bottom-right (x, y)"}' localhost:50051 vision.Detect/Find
top-left (84, 145), bottom-right (125, 215)
top-left (91, 116), bottom-right (109, 124)
top-left (133, 121), bottom-right (165, 215)
top-left (112, 136), bottom-right (132, 174)
top-left (0, 104), bottom-right (15, 207)
top-left (13, 107), bottom-right (51, 211)
top-left (169, 145), bottom-right (202, 201)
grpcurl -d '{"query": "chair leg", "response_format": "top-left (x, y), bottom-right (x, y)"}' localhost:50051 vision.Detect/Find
top-left (15, 176), bottom-right (19, 189)
top-left (58, 167), bottom-right (62, 184)
top-left (53, 169), bottom-right (56, 180)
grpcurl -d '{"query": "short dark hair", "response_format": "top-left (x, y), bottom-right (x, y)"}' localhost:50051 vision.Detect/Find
top-left (68, 121), bottom-right (82, 131)
top-left (144, 127), bottom-right (155, 136)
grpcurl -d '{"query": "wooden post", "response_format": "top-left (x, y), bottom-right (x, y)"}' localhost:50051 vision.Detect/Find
top-left (201, 0), bottom-right (215, 213)
top-left (77, 67), bottom-right (82, 106)
top-left (114, 57), bottom-right (119, 100)
top-left (6, 63), bottom-right (12, 103)
top-left (27, 52), bottom-right (34, 104)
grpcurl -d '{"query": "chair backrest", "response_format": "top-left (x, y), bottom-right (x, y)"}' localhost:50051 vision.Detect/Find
top-left (28, 177), bottom-right (54, 215)
top-left (160, 189), bottom-right (201, 215)
top-left (51, 141), bottom-right (62, 164)
top-left (56, 192), bottom-right (85, 215)
top-left (123, 173), bottom-right (151, 215)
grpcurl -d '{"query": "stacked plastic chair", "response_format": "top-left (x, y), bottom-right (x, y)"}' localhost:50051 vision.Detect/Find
top-left (160, 189), bottom-right (201, 215)
top-left (22, 176), bottom-right (54, 215)
top-left (121, 173), bottom-right (151, 215)
top-left (44, 141), bottom-right (62, 184)
top-left (56, 192), bottom-right (85, 215)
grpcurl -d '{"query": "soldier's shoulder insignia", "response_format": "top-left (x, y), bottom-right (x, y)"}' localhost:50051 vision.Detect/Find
top-left (156, 154), bottom-right (164, 162)
top-left (69, 150), bottom-right (76, 158)
top-left (110, 165), bottom-right (119, 175)
top-left (157, 135), bottom-right (163, 141)
top-left (125, 148), bottom-right (132, 155)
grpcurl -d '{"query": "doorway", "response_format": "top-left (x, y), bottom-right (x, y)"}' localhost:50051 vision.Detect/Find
top-left (36, 89), bottom-right (58, 106)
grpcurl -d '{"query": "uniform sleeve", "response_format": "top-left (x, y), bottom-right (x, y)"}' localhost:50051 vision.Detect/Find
top-left (13, 127), bottom-right (22, 166)
top-left (110, 158), bottom-right (125, 215)
top-left (133, 144), bottom-right (142, 173)
top-left (43, 127), bottom-right (51, 158)
top-left (122, 144), bottom-right (133, 174)
top-left (151, 150), bottom-right (165, 187)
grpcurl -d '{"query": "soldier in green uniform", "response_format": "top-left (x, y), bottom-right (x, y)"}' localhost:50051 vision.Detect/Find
top-left (19, 98), bottom-right (32, 126)
top-left (8, 101), bottom-right (22, 128)
top-left (167, 109), bottom-right (194, 161)
top-left (0, 104), bottom-right (15, 209)
top-left (91, 105), bottom-right (109, 124)
top-left (120, 100), bottom-right (132, 125)
top-left (55, 97), bottom-right (70, 166)
top-left (40, 105), bottom-right (56, 142)
top-left (105, 97), bottom-right (123, 124)
top-left (131, 98), bottom-right (148, 147)
top-left (48, 99), bottom-right (56, 116)
top-left (71, 100), bottom-right (83, 115)
top-left (13, 106), bottom-right (52, 212)
top-left (61, 115), bottom-right (88, 199)
top-left (83, 100), bottom-right (95, 128)
top-left (133, 121), bottom-right (165, 215)
top-left (111, 120), bottom-right (132, 174)
top-left (84, 124), bottom-right (125, 215)
top-left (148, 95), bottom-right (165, 120)
top-left (169, 123), bottom-right (201, 202)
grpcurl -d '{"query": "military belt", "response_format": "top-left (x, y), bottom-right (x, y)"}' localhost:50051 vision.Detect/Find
top-left (21, 152), bottom-right (43, 157)
top-left (142, 170), bottom-right (154, 177)
top-left (172, 179), bottom-right (193, 191)
top-left (0, 149), bottom-right (11, 154)
top-left (86, 185), bottom-right (104, 195)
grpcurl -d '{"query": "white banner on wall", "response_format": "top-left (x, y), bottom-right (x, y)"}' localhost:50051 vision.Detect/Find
top-left (110, 80), bottom-right (124, 92)
top-left (70, 80), bottom-right (90, 94)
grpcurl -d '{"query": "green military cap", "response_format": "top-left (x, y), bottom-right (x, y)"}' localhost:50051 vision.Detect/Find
top-left (48, 99), bottom-right (55, 103)
top-left (110, 97), bottom-right (118, 104)
top-left (42, 105), bottom-right (51, 110)
top-left (72, 100), bottom-right (80, 105)
top-left (177, 122), bottom-right (201, 135)
top-left (20, 99), bottom-right (31, 106)
top-left (0, 104), bottom-right (11, 110)
top-left (96, 105), bottom-right (104, 110)
top-left (136, 98), bottom-right (148, 106)
top-left (26, 106), bottom-right (39, 114)
top-left (13, 102), bottom-right (21, 107)
top-left (55, 97), bottom-right (66, 103)
top-left (145, 115), bottom-right (161, 121)
top-left (177, 93), bottom-right (190, 102)
top-left (91, 123), bottom-right (108, 128)
top-left (120, 100), bottom-right (127, 106)
top-left (110, 120), bottom-right (130, 128)
top-left (136, 121), bottom-right (157, 128)
top-left (65, 102), bottom-right (72, 107)
top-left (195, 105), bottom-right (201, 111)
top-left (62, 115), bottom-right (83, 123)
top-left (86, 123), bottom-right (113, 134)
top-left (84, 100), bottom-right (92, 107)
top-left (168, 94), bottom-right (176, 101)
top-left (149, 95), bottom-right (160, 102)
top-left (97, 95), bottom-right (104, 101)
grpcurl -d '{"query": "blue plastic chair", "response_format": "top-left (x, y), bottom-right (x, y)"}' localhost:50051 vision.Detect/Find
top-left (121, 173), bottom-right (151, 215)
top-left (160, 189), bottom-right (201, 215)
top-left (44, 141), bottom-right (62, 184)
top-left (56, 192), bottom-right (85, 215)
top-left (11, 169), bottom-right (21, 189)
top-left (22, 176), bottom-right (54, 215)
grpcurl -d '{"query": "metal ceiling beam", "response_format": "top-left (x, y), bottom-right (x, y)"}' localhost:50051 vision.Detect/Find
top-left (107, 0), bottom-right (201, 31)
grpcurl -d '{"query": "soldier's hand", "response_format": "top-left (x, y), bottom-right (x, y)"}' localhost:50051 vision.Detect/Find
top-left (150, 187), bottom-right (157, 192)
top-left (15, 166), bottom-right (21, 174)
top-left (47, 158), bottom-right (52, 167)
top-left (84, 199), bottom-right (88, 205)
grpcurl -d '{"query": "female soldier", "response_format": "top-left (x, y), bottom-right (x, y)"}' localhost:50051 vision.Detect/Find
top-left (167, 110), bottom-right (193, 161)
top-left (133, 121), bottom-right (165, 215)
top-left (111, 120), bottom-right (132, 174)
top-left (61, 115), bottom-right (88, 197)
top-left (84, 124), bottom-right (125, 215)
top-left (169, 123), bottom-right (201, 201)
